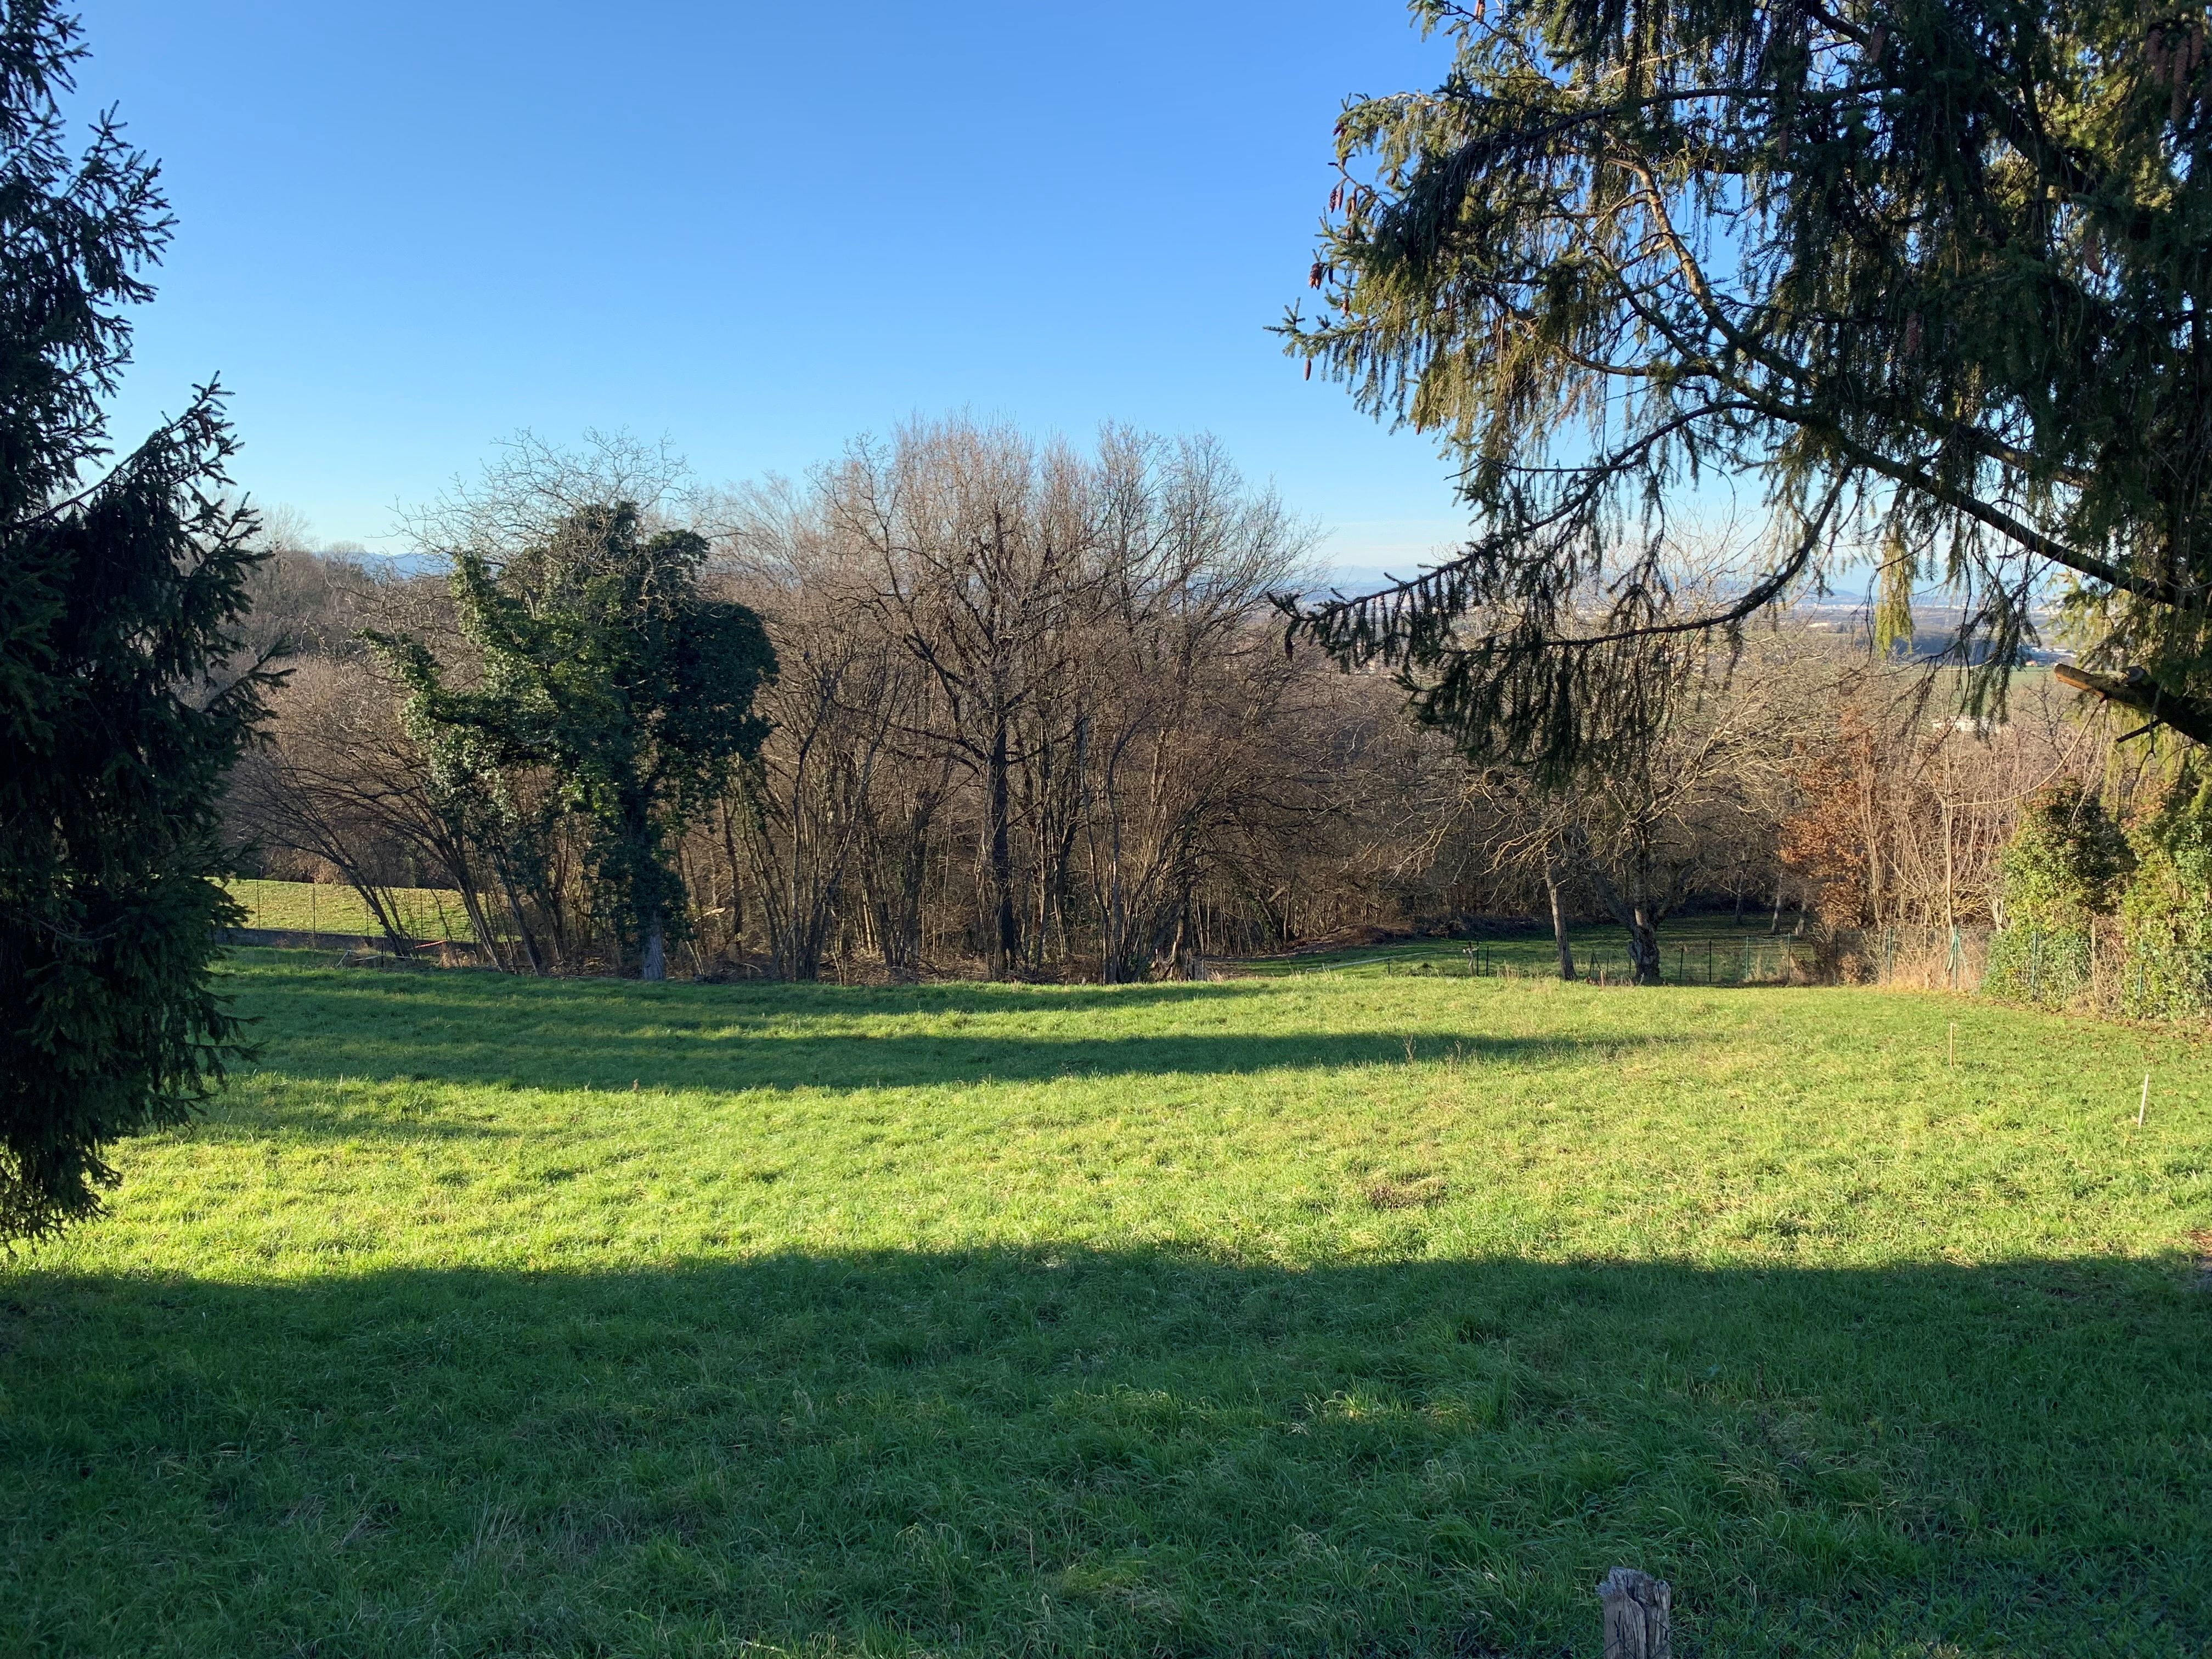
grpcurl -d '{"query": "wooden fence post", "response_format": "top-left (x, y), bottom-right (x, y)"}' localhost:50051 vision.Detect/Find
top-left (1598, 1566), bottom-right (1671, 1659)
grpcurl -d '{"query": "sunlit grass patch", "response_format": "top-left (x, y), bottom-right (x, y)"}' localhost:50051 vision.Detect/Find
top-left (225, 877), bottom-right (470, 940)
top-left (4, 956), bottom-right (2208, 1656)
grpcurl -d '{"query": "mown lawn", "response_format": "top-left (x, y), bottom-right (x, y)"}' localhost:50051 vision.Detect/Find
top-left (4, 952), bottom-right (2209, 1657)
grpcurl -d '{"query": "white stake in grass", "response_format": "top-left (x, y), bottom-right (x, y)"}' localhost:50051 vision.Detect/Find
top-left (2138, 1071), bottom-right (2150, 1127)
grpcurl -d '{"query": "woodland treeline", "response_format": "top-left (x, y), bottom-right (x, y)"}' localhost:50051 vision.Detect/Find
top-left (222, 424), bottom-right (2141, 985)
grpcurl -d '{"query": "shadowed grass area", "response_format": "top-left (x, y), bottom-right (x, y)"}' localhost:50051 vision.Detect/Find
top-left (4, 956), bottom-right (2209, 1656)
top-left (8, 1254), bottom-right (2205, 1658)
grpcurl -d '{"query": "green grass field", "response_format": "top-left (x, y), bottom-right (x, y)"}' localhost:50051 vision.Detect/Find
top-left (226, 879), bottom-right (471, 943)
top-left (5, 950), bottom-right (2209, 1657)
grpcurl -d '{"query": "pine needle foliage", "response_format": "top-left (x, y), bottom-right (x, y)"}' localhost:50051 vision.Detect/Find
top-left (1283, 0), bottom-right (2212, 769)
top-left (0, 2), bottom-right (272, 1240)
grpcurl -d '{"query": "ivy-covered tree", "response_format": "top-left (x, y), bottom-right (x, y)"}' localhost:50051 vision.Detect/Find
top-left (1283, 0), bottom-right (2212, 768)
top-left (0, 3), bottom-right (272, 1239)
top-left (2118, 764), bottom-right (2212, 1018)
top-left (1983, 781), bottom-right (2131, 1003)
top-left (372, 502), bottom-right (775, 979)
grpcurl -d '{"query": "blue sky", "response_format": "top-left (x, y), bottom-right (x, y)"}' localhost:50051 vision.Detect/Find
top-left (74, 0), bottom-right (1468, 581)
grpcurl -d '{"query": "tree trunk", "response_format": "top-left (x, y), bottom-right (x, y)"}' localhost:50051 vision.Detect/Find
top-left (1563, 822), bottom-right (1662, 986)
top-left (718, 800), bottom-right (746, 945)
top-left (1543, 851), bottom-right (1576, 980)
top-left (1942, 798), bottom-right (1956, 938)
top-left (640, 911), bottom-right (667, 981)
top-left (490, 854), bottom-right (541, 976)
top-left (1860, 764), bottom-right (1884, 930)
top-left (987, 711), bottom-right (1016, 978)
top-left (1627, 905), bottom-right (1662, 985)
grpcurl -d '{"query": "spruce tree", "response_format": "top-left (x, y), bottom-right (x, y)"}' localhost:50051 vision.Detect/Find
top-left (1284, 0), bottom-right (2212, 767)
top-left (0, 2), bottom-right (272, 1240)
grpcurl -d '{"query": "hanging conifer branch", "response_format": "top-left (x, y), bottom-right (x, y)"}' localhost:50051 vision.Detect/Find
top-left (1279, 0), bottom-right (2212, 757)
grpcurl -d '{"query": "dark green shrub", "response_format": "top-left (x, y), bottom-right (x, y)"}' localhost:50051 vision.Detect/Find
top-left (2118, 769), bottom-right (2212, 1021)
top-left (1984, 783), bottom-right (2130, 1007)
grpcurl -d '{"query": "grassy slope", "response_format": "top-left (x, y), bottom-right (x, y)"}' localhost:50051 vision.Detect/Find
top-left (4, 953), bottom-right (2209, 1658)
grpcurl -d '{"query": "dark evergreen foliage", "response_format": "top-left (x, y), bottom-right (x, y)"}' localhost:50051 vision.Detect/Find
top-left (0, 2), bottom-right (270, 1239)
top-left (370, 503), bottom-right (775, 979)
top-left (2118, 761), bottom-right (2212, 1015)
top-left (1284, 0), bottom-right (2212, 769)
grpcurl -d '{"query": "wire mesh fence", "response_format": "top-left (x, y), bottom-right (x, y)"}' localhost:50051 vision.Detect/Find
top-left (1456, 926), bottom-right (1998, 989)
top-left (1460, 921), bottom-right (2207, 1022)
top-left (1459, 936), bottom-right (1824, 985)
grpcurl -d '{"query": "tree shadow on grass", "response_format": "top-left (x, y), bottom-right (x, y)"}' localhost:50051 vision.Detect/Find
top-left (6, 1249), bottom-right (2205, 1658)
top-left (229, 970), bottom-right (1684, 1096)
top-left (255, 1030), bottom-right (1668, 1097)
top-left (227, 955), bottom-right (1287, 1017)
